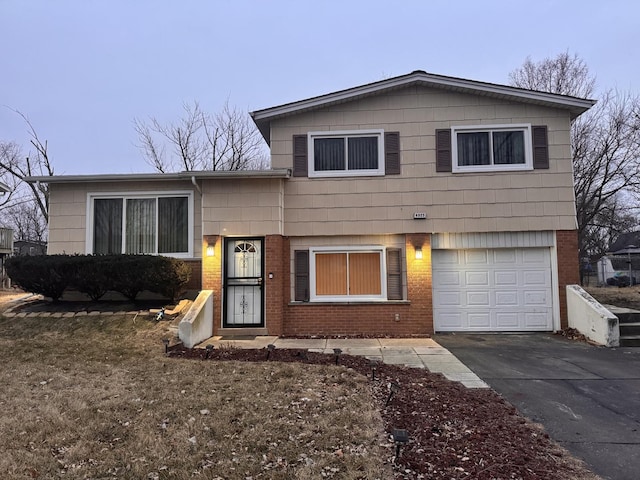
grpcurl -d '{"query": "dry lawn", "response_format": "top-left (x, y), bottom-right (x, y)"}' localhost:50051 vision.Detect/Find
top-left (0, 314), bottom-right (390, 479)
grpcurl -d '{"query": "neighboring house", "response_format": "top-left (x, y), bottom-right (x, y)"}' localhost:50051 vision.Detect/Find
top-left (596, 232), bottom-right (640, 285)
top-left (0, 227), bottom-right (13, 289)
top-left (0, 182), bottom-right (13, 288)
top-left (27, 70), bottom-right (595, 337)
top-left (13, 240), bottom-right (47, 256)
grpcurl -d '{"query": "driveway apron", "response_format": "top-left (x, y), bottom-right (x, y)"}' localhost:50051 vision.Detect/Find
top-left (435, 333), bottom-right (640, 480)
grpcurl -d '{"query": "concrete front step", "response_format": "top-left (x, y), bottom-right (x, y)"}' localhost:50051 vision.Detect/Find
top-left (620, 322), bottom-right (640, 336)
top-left (620, 335), bottom-right (640, 347)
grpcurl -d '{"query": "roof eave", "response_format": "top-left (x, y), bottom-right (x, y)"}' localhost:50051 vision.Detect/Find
top-left (251, 70), bottom-right (596, 143)
top-left (25, 169), bottom-right (292, 184)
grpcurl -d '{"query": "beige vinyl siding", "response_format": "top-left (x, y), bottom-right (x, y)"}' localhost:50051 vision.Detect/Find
top-left (47, 181), bottom-right (202, 257)
top-left (201, 178), bottom-right (284, 236)
top-left (270, 86), bottom-right (575, 237)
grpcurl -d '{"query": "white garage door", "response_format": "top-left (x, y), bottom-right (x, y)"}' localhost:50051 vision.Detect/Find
top-left (433, 248), bottom-right (553, 332)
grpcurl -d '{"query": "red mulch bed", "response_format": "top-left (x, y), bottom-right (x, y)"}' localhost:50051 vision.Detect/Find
top-left (168, 345), bottom-right (596, 479)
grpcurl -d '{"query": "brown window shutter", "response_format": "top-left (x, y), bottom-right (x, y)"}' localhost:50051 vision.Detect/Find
top-left (532, 125), bottom-right (549, 169)
top-left (294, 250), bottom-right (310, 301)
top-left (292, 135), bottom-right (308, 177)
top-left (384, 131), bottom-right (400, 175)
top-left (386, 248), bottom-right (402, 300)
top-left (435, 129), bottom-right (452, 172)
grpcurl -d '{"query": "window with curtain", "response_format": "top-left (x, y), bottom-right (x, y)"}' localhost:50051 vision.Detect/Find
top-left (311, 249), bottom-right (384, 300)
top-left (92, 194), bottom-right (190, 256)
top-left (309, 130), bottom-right (384, 177)
top-left (452, 124), bottom-right (531, 172)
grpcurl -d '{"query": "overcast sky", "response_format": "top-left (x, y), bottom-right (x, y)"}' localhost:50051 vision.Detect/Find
top-left (1, 0), bottom-right (638, 175)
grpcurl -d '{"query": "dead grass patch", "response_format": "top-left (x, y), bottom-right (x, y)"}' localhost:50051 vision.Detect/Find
top-left (0, 315), bottom-right (389, 479)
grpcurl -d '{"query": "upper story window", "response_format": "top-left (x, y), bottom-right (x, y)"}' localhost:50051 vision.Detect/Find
top-left (87, 191), bottom-right (193, 258)
top-left (308, 130), bottom-right (385, 178)
top-left (451, 124), bottom-right (533, 173)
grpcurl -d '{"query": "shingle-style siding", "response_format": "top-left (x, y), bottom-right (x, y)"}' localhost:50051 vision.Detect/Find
top-left (269, 86), bottom-right (575, 237)
top-left (201, 178), bottom-right (285, 236)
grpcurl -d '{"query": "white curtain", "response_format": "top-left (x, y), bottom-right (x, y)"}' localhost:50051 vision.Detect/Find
top-left (125, 199), bottom-right (156, 254)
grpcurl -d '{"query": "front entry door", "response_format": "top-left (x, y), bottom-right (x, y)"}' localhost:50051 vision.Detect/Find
top-left (223, 238), bottom-right (264, 327)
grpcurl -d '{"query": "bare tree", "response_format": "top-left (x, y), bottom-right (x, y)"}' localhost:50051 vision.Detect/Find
top-left (510, 53), bottom-right (640, 257)
top-left (134, 100), bottom-right (268, 173)
top-left (0, 109), bottom-right (53, 227)
top-left (1, 200), bottom-right (47, 243)
top-left (509, 51), bottom-right (596, 98)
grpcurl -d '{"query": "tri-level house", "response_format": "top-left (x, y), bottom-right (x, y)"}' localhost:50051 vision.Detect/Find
top-left (28, 71), bottom-right (595, 337)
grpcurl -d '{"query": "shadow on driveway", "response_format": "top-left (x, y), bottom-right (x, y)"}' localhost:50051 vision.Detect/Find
top-left (434, 333), bottom-right (640, 480)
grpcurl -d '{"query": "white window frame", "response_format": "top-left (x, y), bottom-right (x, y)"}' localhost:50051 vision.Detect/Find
top-left (309, 246), bottom-right (387, 302)
top-left (451, 123), bottom-right (533, 173)
top-left (308, 129), bottom-right (385, 178)
top-left (86, 190), bottom-right (194, 258)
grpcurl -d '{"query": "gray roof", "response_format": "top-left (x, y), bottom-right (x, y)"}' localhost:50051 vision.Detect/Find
top-left (25, 169), bottom-right (291, 184)
top-left (609, 231), bottom-right (640, 253)
top-left (250, 70), bottom-right (596, 144)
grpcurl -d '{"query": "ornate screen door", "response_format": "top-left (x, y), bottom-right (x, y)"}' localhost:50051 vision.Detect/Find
top-left (223, 238), bottom-right (264, 327)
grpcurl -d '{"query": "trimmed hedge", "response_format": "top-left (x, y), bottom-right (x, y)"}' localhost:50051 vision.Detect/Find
top-left (5, 254), bottom-right (191, 302)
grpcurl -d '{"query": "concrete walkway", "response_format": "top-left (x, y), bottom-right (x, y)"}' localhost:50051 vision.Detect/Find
top-left (199, 336), bottom-right (488, 389)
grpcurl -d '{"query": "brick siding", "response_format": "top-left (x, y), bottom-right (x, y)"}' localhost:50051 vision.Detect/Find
top-left (556, 230), bottom-right (579, 329)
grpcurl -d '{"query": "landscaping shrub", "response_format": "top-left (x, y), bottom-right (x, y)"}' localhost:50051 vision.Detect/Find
top-left (5, 254), bottom-right (191, 302)
top-left (5, 255), bottom-right (73, 302)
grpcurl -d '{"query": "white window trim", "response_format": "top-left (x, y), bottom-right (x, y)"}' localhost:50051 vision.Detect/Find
top-left (308, 129), bottom-right (385, 178)
top-left (451, 123), bottom-right (533, 173)
top-left (309, 246), bottom-right (387, 302)
top-left (86, 190), bottom-right (194, 258)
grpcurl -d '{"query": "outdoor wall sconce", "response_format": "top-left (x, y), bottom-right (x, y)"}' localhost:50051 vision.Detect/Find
top-left (392, 428), bottom-right (409, 463)
top-left (415, 247), bottom-right (423, 260)
top-left (206, 244), bottom-right (215, 257)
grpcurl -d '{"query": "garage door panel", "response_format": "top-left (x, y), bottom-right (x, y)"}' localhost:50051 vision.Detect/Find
top-left (434, 247), bottom-right (552, 332)
top-left (465, 250), bottom-right (488, 264)
top-left (494, 270), bottom-right (518, 286)
top-left (468, 312), bottom-right (490, 328)
top-left (467, 291), bottom-right (490, 306)
top-left (523, 290), bottom-right (550, 306)
top-left (436, 250), bottom-right (461, 265)
top-left (523, 270), bottom-right (549, 286)
top-left (493, 249), bottom-right (517, 263)
top-left (495, 291), bottom-right (518, 306)
top-left (522, 248), bottom-right (549, 264)
top-left (466, 271), bottom-right (489, 286)
top-left (435, 291), bottom-right (463, 307)
top-left (494, 311), bottom-right (521, 328)
top-left (524, 312), bottom-right (550, 328)
top-left (436, 312), bottom-right (464, 329)
top-left (433, 271), bottom-right (461, 287)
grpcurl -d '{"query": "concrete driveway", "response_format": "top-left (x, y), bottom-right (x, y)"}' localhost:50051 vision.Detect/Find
top-left (434, 333), bottom-right (640, 480)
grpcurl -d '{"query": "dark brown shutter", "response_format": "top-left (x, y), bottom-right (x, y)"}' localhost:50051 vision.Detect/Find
top-left (294, 250), bottom-right (310, 301)
top-left (435, 129), bottom-right (452, 172)
top-left (386, 248), bottom-right (402, 300)
top-left (384, 131), bottom-right (400, 175)
top-left (293, 135), bottom-right (308, 177)
top-left (532, 125), bottom-right (549, 169)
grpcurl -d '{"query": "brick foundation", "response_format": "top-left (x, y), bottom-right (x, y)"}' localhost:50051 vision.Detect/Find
top-left (556, 230), bottom-right (579, 329)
